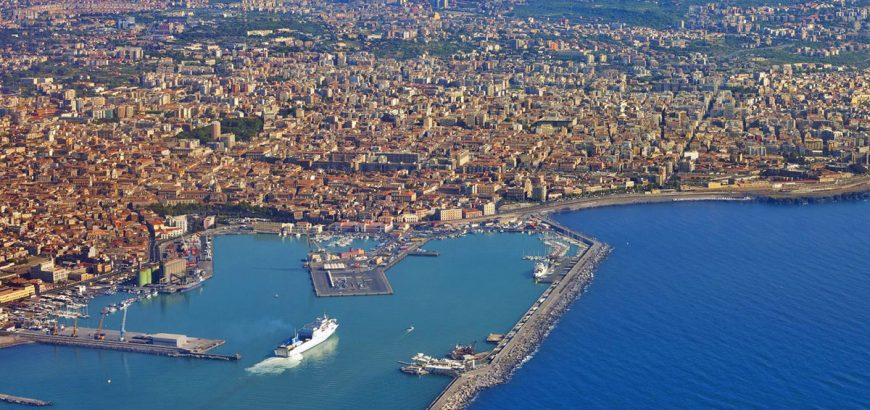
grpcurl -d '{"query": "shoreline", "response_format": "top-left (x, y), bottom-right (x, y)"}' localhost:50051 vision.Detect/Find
top-left (428, 220), bottom-right (611, 410)
top-left (486, 178), bottom-right (870, 222)
top-left (2, 183), bottom-right (867, 405)
top-left (427, 179), bottom-right (870, 410)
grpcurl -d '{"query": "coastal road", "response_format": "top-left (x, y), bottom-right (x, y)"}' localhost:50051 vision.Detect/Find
top-left (458, 176), bottom-right (870, 225)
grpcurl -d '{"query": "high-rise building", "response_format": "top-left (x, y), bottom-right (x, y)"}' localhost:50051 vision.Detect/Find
top-left (211, 121), bottom-right (221, 140)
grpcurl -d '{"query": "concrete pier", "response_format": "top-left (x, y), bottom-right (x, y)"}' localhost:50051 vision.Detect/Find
top-left (428, 219), bottom-right (611, 410)
top-left (0, 393), bottom-right (51, 407)
top-left (309, 238), bottom-right (431, 297)
top-left (0, 334), bottom-right (33, 350)
top-left (9, 328), bottom-right (238, 361)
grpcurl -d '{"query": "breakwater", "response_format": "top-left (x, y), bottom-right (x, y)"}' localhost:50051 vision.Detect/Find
top-left (429, 221), bottom-right (612, 409)
top-left (0, 334), bottom-right (32, 350)
top-left (0, 393), bottom-right (50, 407)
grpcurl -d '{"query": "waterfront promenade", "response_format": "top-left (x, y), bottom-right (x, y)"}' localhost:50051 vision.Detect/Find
top-left (469, 175), bottom-right (870, 223)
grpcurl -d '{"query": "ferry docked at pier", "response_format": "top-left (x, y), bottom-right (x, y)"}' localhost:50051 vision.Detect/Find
top-left (274, 316), bottom-right (338, 357)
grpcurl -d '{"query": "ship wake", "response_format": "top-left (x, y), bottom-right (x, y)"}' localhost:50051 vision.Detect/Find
top-left (245, 355), bottom-right (303, 375)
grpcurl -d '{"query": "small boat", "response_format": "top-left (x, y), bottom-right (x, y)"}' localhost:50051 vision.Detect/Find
top-left (406, 325), bottom-right (415, 332)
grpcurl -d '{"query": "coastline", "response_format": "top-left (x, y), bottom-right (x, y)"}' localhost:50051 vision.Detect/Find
top-left (2, 180), bottom-right (868, 405)
top-left (428, 220), bottom-right (611, 410)
top-left (427, 177), bottom-right (870, 410)
top-left (60, 177), bottom-right (864, 408)
top-left (484, 176), bottom-right (870, 222)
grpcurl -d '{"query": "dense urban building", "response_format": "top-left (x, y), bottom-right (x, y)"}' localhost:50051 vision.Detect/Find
top-left (0, 0), bottom-right (867, 301)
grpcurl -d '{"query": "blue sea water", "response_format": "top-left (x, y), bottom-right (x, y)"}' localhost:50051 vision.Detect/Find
top-left (2, 201), bottom-right (869, 409)
top-left (0, 233), bottom-right (548, 409)
top-left (473, 200), bottom-right (870, 409)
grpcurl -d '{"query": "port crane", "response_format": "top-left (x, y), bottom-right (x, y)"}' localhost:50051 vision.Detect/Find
top-left (94, 310), bottom-right (108, 340)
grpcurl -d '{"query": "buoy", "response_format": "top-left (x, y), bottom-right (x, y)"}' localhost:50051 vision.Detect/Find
top-left (107, 379), bottom-right (112, 384)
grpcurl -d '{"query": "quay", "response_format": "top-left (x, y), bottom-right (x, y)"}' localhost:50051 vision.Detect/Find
top-left (309, 237), bottom-right (432, 297)
top-left (0, 393), bottom-right (50, 407)
top-left (8, 328), bottom-right (239, 361)
top-left (428, 217), bottom-right (611, 410)
top-left (0, 334), bottom-right (32, 350)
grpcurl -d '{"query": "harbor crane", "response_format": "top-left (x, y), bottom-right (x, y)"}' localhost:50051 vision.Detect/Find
top-left (94, 311), bottom-right (108, 340)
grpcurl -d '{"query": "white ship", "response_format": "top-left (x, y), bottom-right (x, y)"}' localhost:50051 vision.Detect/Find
top-left (274, 316), bottom-right (338, 357)
top-left (533, 262), bottom-right (550, 279)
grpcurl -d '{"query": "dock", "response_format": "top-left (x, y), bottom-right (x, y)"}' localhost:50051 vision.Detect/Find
top-left (309, 238), bottom-right (431, 297)
top-left (428, 217), bottom-right (611, 410)
top-left (9, 328), bottom-right (239, 361)
top-left (0, 334), bottom-right (33, 350)
top-left (0, 393), bottom-right (51, 407)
